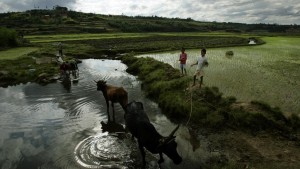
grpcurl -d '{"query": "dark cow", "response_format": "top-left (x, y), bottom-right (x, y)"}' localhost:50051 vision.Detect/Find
top-left (59, 61), bottom-right (79, 79)
top-left (125, 101), bottom-right (182, 166)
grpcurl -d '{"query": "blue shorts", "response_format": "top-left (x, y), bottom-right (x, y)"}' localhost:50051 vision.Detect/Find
top-left (180, 64), bottom-right (186, 69)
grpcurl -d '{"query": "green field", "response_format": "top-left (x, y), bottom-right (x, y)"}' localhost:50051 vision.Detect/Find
top-left (0, 47), bottom-right (38, 60)
top-left (138, 36), bottom-right (300, 115)
top-left (25, 32), bottom-right (253, 43)
top-left (25, 33), bottom-right (152, 43)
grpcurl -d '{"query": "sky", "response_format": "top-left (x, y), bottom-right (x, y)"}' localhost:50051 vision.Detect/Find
top-left (0, 0), bottom-right (299, 25)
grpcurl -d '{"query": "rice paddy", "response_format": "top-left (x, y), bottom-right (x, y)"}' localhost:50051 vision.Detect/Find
top-left (137, 36), bottom-right (300, 115)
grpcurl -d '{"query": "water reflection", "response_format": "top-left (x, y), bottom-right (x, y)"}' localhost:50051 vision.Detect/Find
top-left (74, 132), bottom-right (134, 169)
top-left (0, 59), bottom-right (207, 169)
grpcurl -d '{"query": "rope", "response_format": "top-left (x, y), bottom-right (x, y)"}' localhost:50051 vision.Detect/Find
top-left (185, 89), bottom-right (193, 126)
top-left (177, 84), bottom-right (194, 161)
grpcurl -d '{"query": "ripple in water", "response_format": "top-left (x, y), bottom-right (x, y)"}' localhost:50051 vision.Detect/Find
top-left (74, 132), bottom-right (135, 169)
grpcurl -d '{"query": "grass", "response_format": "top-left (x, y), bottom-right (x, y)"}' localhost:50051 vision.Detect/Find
top-left (0, 47), bottom-right (38, 60)
top-left (25, 33), bottom-right (153, 43)
top-left (0, 55), bottom-right (59, 87)
top-left (25, 32), bottom-right (257, 43)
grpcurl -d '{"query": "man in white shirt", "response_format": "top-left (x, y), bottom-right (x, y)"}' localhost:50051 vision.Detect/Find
top-left (191, 48), bottom-right (208, 87)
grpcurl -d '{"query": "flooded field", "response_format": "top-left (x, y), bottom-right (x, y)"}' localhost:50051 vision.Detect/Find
top-left (137, 37), bottom-right (300, 115)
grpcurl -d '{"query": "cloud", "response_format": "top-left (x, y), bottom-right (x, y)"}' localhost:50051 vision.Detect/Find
top-left (0, 0), bottom-right (299, 25)
top-left (0, 0), bottom-right (77, 12)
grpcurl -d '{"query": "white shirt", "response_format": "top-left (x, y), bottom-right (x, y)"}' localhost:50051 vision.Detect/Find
top-left (196, 55), bottom-right (208, 70)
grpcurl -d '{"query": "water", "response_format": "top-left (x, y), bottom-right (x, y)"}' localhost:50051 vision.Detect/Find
top-left (0, 59), bottom-right (207, 169)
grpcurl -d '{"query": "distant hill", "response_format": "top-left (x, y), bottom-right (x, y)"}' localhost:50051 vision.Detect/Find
top-left (1, 6), bottom-right (300, 35)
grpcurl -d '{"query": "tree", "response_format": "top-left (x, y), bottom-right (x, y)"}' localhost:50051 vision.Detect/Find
top-left (0, 27), bottom-right (18, 48)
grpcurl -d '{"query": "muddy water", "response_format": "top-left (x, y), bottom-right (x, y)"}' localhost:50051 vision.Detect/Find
top-left (0, 59), bottom-right (212, 169)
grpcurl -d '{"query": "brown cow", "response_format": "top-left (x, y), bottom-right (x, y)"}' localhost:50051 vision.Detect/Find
top-left (95, 80), bottom-right (128, 121)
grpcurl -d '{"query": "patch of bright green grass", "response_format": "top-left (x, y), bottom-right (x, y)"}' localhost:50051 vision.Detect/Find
top-left (0, 47), bottom-right (39, 60)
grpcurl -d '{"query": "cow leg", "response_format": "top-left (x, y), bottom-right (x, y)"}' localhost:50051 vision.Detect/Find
top-left (111, 102), bottom-right (115, 121)
top-left (138, 140), bottom-right (146, 166)
top-left (158, 152), bottom-right (164, 164)
top-left (106, 100), bottom-right (110, 121)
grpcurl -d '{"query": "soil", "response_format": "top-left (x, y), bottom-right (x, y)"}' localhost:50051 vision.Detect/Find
top-left (186, 126), bottom-right (300, 168)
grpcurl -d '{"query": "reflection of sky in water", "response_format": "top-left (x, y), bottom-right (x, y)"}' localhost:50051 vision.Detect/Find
top-left (82, 59), bottom-right (128, 79)
top-left (0, 85), bottom-right (68, 168)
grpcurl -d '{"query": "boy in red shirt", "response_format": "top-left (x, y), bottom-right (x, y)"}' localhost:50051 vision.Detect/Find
top-left (179, 47), bottom-right (187, 76)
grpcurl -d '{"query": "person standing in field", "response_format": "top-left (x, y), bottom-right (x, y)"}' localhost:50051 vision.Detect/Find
top-left (179, 47), bottom-right (187, 76)
top-left (58, 42), bottom-right (63, 57)
top-left (191, 48), bottom-right (208, 87)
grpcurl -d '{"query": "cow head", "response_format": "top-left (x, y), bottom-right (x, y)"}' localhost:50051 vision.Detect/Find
top-left (95, 80), bottom-right (107, 91)
top-left (157, 125), bottom-right (182, 165)
top-left (126, 101), bottom-right (144, 113)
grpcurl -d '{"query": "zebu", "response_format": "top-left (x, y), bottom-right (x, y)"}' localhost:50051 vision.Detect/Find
top-left (59, 60), bottom-right (79, 80)
top-left (95, 80), bottom-right (128, 121)
top-left (125, 101), bottom-right (182, 166)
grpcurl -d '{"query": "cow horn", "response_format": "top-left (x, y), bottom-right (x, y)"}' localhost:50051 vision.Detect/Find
top-left (168, 124), bottom-right (180, 138)
top-left (155, 125), bottom-right (180, 151)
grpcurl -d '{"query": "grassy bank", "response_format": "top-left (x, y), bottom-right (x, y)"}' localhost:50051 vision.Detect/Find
top-left (0, 55), bottom-right (58, 87)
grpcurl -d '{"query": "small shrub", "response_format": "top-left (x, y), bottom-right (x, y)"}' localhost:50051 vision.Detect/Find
top-left (225, 51), bottom-right (234, 55)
